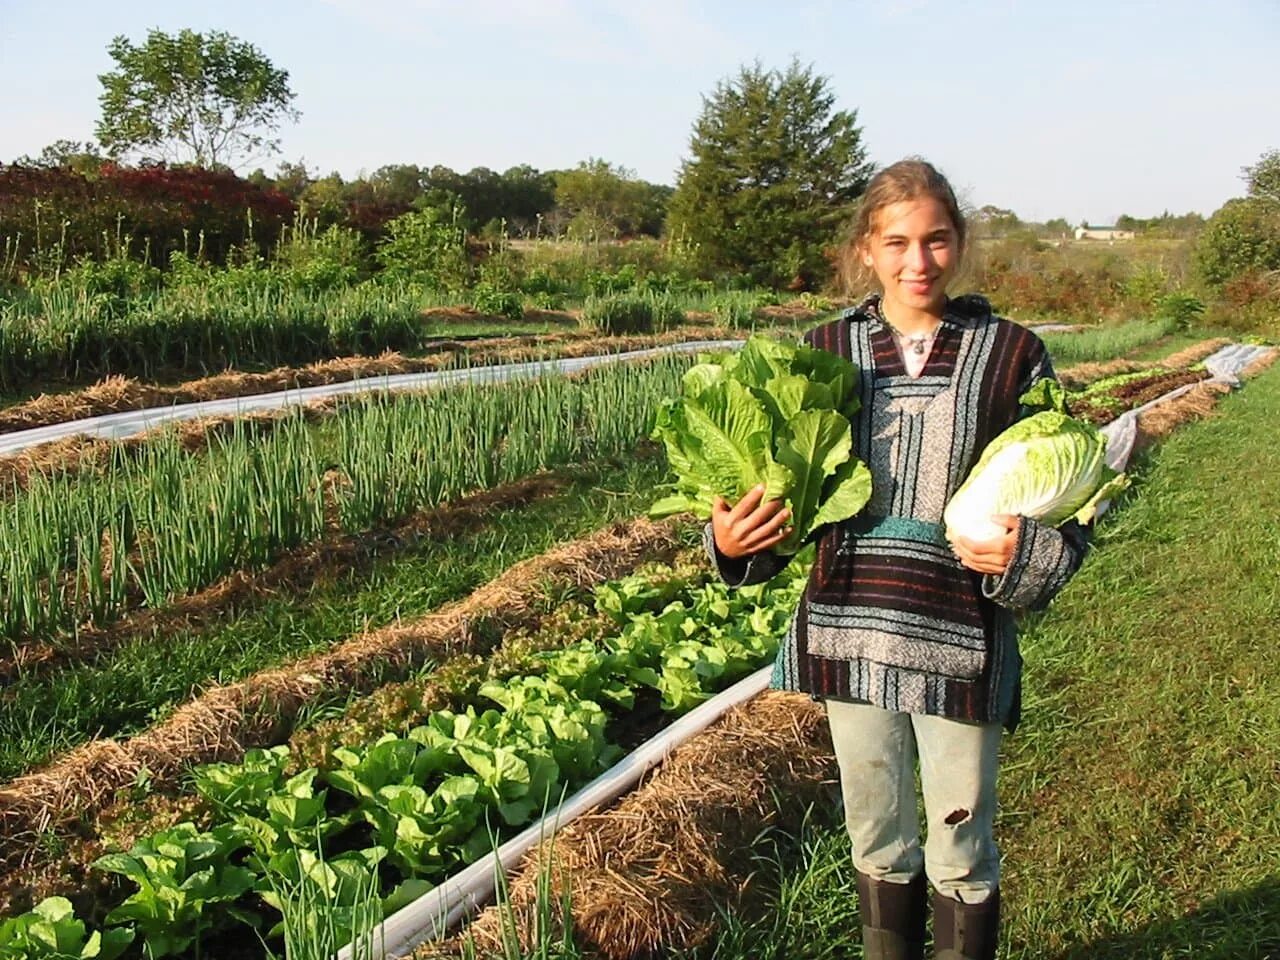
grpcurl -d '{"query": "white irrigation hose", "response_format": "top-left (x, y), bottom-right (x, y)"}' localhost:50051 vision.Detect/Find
top-left (335, 665), bottom-right (773, 960)
top-left (0, 340), bottom-right (745, 457)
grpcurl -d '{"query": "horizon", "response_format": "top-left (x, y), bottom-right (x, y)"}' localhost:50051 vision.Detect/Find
top-left (2, 0), bottom-right (1277, 225)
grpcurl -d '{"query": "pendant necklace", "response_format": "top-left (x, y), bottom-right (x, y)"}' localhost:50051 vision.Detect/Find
top-left (881, 316), bottom-right (941, 356)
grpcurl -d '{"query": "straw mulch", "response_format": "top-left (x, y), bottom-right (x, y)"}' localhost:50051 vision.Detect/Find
top-left (1134, 380), bottom-right (1232, 447)
top-left (0, 517), bottom-right (681, 874)
top-left (0, 465), bottom-right (579, 683)
top-left (418, 691), bottom-right (836, 960)
top-left (1159, 337), bottom-right (1235, 370)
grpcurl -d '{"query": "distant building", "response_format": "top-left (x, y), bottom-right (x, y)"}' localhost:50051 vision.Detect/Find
top-left (1074, 225), bottom-right (1136, 241)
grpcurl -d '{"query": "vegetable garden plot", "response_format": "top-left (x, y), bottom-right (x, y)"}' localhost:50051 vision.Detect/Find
top-left (415, 689), bottom-right (836, 960)
top-left (0, 330), bottom-right (1269, 957)
top-left (1055, 337), bottom-right (1230, 390)
top-left (0, 518), bottom-right (682, 897)
top-left (0, 547), bottom-right (809, 960)
top-left (0, 328), bottom-right (763, 437)
top-left (1067, 368), bottom-right (1212, 425)
top-left (0, 356), bottom-right (693, 643)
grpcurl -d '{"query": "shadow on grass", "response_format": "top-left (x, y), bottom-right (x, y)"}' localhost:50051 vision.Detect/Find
top-left (1051, 878), bottom-right (1280, 960)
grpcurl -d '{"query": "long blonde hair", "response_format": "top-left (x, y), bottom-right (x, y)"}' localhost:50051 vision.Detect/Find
top-left (836, 157), bottom-right (970, 296)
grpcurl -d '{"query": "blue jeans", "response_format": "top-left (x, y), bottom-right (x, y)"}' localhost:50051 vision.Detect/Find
top-left (826, 699), bottom-right (1001, 904)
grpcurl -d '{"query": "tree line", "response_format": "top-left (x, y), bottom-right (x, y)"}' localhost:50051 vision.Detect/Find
top-left (4, 27), bottom-right (1277, 303)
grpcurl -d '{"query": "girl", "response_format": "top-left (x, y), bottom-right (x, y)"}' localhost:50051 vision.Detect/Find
top-left (705, 158), bottom-right (1088, 960)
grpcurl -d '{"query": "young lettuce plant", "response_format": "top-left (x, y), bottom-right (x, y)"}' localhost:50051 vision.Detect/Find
top-left (92, 822), bottom-right (258, 958)
top-left (0, 897), bottom-right (133, 960)
top-left (650, 335), bottom-right (872, 555)
top-left (944, 379), bottom-right (1130, 543)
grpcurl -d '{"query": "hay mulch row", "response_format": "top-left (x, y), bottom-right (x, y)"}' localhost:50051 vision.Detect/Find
top-left (1134, 347), bottom-right (1278, 446)
top-left (1056, 337), bottom-right (1231, 389)
top-left (0, 326), bottom-right (756, 434)
top-left (1158, 337), bottom-right (1237, 370)
top-left (0, 516), bottom-right (681, 877)
top-left (0, 462), bottom-right (590, 683)
top-left (418, 691), bottom-right (836, 960)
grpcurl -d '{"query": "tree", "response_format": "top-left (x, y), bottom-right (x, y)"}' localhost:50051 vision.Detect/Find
top-left (14, 139), bottom-right (105, 176)
top-left (553, 159), bottom-right (662, 240)
top-left (667, 59), bottom-right (871, 289)
top-left (1242, 148), bottom-right (1280, 204)
top-left (96, 28), bottom-right (299, 168)
top-left (1195, 150), bottom-right (1280, 288)
top-left (975, 205), bottom-right (1021, 237)
top-left (1195, 197), bottom-right (1280, 286)
top-left (272, 159), bottom-right (313, 201)
top-left (498, 165), bottom-right (557, 236)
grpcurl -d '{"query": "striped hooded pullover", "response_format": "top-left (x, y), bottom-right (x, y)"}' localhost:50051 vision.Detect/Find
top-left (704, 294), bottom-right (1090, 730)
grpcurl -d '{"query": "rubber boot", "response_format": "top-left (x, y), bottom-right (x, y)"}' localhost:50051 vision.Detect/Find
top-left (932, 887), bottom-right (1000, 960)
top-left (856, 871), bottom-right (926, 960)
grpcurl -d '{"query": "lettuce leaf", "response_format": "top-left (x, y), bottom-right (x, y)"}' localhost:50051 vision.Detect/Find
top-left (650, 335), bottom-right (871, 554)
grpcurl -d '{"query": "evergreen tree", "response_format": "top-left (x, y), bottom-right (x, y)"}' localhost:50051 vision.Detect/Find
top-left (667, 60), bottom-right (871, 289)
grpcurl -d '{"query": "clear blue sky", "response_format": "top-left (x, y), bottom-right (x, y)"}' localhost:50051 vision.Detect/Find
top-left (2, 0), bottom-right (1276, 224)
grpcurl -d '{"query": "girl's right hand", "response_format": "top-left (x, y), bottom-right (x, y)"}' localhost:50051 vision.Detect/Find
top-left (711, 485), bottom-right (793, 559)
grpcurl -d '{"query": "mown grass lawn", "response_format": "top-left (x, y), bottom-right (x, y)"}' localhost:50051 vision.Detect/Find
top-left (685, 365), bottom-right (1280, 960)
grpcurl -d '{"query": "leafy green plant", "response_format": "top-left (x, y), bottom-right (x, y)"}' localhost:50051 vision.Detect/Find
top-left (472, 281), bottom-right (525, 321)
top-left (649, 334), bottom-right (873, 554)
top-left (1154, 291), bottom-right (1205, 332)
top-left (68, 557), bottom-right (807, 959)
top-left (92, 822), bottom-right (257, 958)
top-left (257, 846), bottom-right (427, 956)
top-left (375, 205), bottom-right (469, 290)
top-left (193, 745), bottom-right (292, 813)
top-left (274, 219), bottom-right (368, 292)
top-left (0, 897), bottom-right (133, 960)
top-left (943, 379), bottom-right (1129, 543)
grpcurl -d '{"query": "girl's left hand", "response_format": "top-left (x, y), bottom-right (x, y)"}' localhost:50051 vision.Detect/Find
top-left (951, 514), bottom-right (1019, 575)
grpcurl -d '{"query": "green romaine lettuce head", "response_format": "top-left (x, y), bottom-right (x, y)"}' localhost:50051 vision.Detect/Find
top-left (649, 335), bottom-right (872, 554)
top-left (943, 385), bottom-right (1129, 543)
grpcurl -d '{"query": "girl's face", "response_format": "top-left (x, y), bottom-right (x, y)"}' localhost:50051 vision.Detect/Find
top-left (860, 197), bottom-right (961, 320)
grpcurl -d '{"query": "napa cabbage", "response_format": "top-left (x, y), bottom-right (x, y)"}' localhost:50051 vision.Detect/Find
top-left (650, 335), bottom-right (872, 555)
top-left (943, 379), bottom-right (1129, 543)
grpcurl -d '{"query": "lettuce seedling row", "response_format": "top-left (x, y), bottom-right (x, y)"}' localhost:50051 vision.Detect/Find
top-left (0, 556), bottom-right (808, 959)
